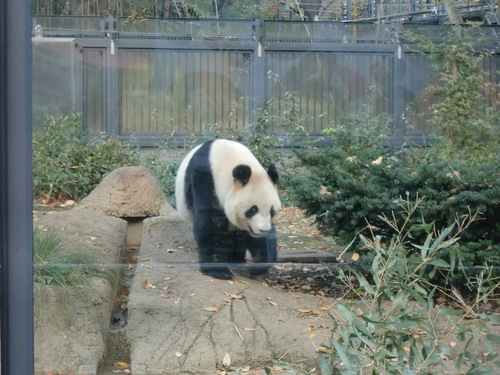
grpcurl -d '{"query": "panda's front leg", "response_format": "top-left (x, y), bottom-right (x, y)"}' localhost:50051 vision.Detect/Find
top-left (194, 212), bottom-right (234, 280)
top-left (246, 226), bottom-right (278, 278)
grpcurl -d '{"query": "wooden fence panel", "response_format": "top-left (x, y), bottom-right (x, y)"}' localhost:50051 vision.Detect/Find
top-left (265, 51), bottom-right (392, 133)
top-left (118, 49), bottom-right (250, 135)
top-left (82, 47), bottom-right (105, 132)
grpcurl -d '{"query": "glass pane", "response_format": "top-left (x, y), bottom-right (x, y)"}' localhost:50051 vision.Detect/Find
top-left (30, 5), bottom-right (500, 375)
top-left (32, 38), bottom-right (76, 127)
top-left (83, 47), bottom-right (106, 133)
top-left (266, 52), bottom-right (392, 133)
top-left (119, 49), bottom-right (250, 134)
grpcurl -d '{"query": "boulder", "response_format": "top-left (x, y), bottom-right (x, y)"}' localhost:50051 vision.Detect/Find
top-left (33, 210), bottom-right (127, 375)
top-left (75, 166), bottom-right (173, 218)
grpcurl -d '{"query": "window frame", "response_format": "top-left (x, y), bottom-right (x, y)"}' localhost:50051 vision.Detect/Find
top-left (0, 1), bottom-right (35, 373)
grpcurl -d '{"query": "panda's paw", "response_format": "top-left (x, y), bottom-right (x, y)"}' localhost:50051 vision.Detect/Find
top-left (201, 265), bottom-right (234, 280)
top-left (247, 263), bottom-right (272, 278)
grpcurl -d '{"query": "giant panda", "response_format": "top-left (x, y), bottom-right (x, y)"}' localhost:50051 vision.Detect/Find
top-left (175, 139), bottom-right (281, 280)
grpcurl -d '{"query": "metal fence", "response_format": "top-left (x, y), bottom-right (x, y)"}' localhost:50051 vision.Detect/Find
top-left (32, 16), bottom-right (500, 146)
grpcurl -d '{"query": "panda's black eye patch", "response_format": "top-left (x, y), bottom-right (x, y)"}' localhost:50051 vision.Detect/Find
top-left (270, 207), bottom-right (276, 218)
top-left (245, 205), bottom-right (258, 218)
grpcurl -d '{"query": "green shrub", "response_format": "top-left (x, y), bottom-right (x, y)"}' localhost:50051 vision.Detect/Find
top-left (285, 99), bottom-right (500, 290)
top-left (33, 113), bottom-right (182, 203)
top-left (33, 114), bottom-right (140, 201)
top-left (318, 201), bottom-right (500, 374)
top-left (405, 25), bottom-right (500, 165)
top-left (288, 144), bottom-right (500, 285)
top-left (139, 150), bottom-right (179, 205)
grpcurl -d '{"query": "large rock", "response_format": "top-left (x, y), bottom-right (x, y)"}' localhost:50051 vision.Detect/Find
top-left (126, 212), bottom-right (333, 375)
top-left (34, 210), bottom-right (127, 375)
top-left (75, 166), bottom-right (173, 218)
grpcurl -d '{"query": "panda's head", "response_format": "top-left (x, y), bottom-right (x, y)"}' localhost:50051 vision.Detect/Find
top-left (225, 163), bottom-right (281, 238)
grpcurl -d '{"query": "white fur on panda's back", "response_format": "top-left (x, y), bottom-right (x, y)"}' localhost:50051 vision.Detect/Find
top-left (174, 143), bottom-right (203, 223)
top-left (209, 139), bottom-right (265, 205)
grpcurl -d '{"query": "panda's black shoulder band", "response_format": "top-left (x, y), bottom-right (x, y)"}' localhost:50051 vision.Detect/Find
top-left (233, 164), bottom-right (252, 186)
top-left (267, 163), bottom-right (279, 185)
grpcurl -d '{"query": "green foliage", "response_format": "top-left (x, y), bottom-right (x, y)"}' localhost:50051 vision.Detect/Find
top-left (33, 114), bottom-right (181, 203)
top-left (33, 114), bottom-right (140, 201)
top-left (33, 0), bottom-right (277, 19)
top-left (319, 201), bottom-right (500, 374)
top-left (286, 103), bottom-right (500, 290)
top-left (406, 25), bottom-right (500, 165)
top-left (139, 150), bottom-right (179, 205)
top-left (33, 229), bottom-right (100, 286)
top-left (321, 105), bottom-right (392, 151)
top-left (288, 145), bottom-right (500, 284)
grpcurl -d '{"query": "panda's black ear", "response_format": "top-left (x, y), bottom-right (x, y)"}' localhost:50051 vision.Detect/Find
top-left (267, 163), bottom-right (279, 185)
top-left (233, 164), bottom-right (252, 186)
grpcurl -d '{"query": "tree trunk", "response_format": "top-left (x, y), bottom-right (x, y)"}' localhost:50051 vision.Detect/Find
top-left (442, 0), bottom-right (463, 24)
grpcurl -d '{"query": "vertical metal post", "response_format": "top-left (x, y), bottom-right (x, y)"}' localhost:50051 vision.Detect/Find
top-left (249, 18), bottom-right (266, 126)
top-left (107, 17), bottom-right (120, 136)
top-left (0, 0), bottom-right (34, 374)
top-left (392, 33), bottom-right (407, 145)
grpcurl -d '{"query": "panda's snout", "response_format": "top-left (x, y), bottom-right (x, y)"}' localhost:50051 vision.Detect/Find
top-left (249, 226), bottom-right (273, 238)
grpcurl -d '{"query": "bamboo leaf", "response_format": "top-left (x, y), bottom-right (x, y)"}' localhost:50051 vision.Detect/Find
top-left (428, 224), bottom-right (455, 255)
top-left (427, 258), bottom-right (451, 268)
top-left (318, 354), bottom-right (332, 375)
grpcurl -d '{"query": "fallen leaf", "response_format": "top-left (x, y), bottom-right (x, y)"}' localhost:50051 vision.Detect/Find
top-left (143, 280), bottom-right (156, 289)
top-left (450, 341), bottom-right (457, 348)
top-left (309, 333), bottom-right (316, 339)
top-left (224, 292), bottom-right (244, 299)
top-left (60, 331), bottom-right (68, 339)
top-left (436, 294), bottom-right (447, 304)
top-left (351, 253), bottom-right (360, 261)
top-left (317, 299), bottom-right (324, 306)
top-left (175, 352), bottom-right (182, 357)
top-left (371, 156), bottom-right (383, 165)
top-left (222, 352), bottom-right (231, 367)
top-left (202, 305), bottom-right (219, 313)
top-left (266, 297), bottom-right (278, 306)
top-left (113, 362), bottom-right (130, 368)
top-left (244, 327), bottom-right (256, 332)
